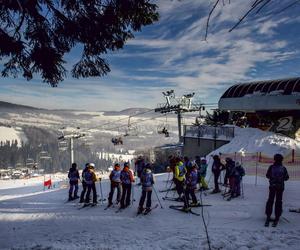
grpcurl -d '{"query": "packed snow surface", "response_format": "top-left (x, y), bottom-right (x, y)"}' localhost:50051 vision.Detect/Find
top-left (0, 173), bottom-right (299, 250)
top-left (210, 126), bottom-right (300, 157)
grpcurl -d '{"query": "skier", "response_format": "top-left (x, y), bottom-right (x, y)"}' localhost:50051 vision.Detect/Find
top-left (79, 163), bottom-right (89, 203)
top-left (138, 163), bottom-right (155, 214)
top-left (211, 155), bottom-right (225, 193)
top-left (135, 156), bottom-right (145, 185)
top-left (183, 156), bottom-right (192, 172)
top-left (232, 162), bottom-right (245, 197)
top-left (183, 162), bottom-right (199, 211)
top-left (225, 157), bottom-right (236, 195)
top-left (198, 157), bottom-right (209, 191)
top-left (68, 163), bottom-right (80, 201)
top-left (224, 157), bottom-right (235, 186)
top-left (120, 162), bottom-right (135, 209)
top-left (107, 163), bottom-right (122, 207)
top-left (265, 154), bottom-right (289, 227)
top-left (84, 163), bottom-right (98, 205)
top-left (174, 157), bottom-right (186, 201)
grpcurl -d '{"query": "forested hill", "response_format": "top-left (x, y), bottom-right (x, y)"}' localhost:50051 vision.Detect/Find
top-left (0, 101), bottom-right (43, 111)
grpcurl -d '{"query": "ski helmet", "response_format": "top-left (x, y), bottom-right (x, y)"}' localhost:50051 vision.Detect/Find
top-left (274, 154), bottom-right (283, 162)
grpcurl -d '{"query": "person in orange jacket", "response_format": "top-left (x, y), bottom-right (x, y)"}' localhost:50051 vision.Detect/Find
top-left (120, 162), bottom-right (135, 209)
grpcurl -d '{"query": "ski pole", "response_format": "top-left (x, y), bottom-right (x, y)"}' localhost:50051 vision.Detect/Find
top-left (164, 180), bottom-right (174, 198)
top-left (99, 180), bottom-right (104, 204)
top-left (165, 171), bottom-right (171, 189)
top-left (153, 185), bottom-right (163, 209)
top-left (131, 184), bottom-right (135, 204)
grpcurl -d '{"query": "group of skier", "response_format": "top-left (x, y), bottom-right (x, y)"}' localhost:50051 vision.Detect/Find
top-left (67, 152), bottom-right (291, 226)
top-left (210, 155), bottom-right (245, 199)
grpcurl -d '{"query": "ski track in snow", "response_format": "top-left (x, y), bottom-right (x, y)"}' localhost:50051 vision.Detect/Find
top-left (0, 175), bottom-right (300, 250)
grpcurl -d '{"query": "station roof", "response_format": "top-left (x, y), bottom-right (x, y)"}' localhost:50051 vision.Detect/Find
top-left (220, 77), bottom-right (300, 99)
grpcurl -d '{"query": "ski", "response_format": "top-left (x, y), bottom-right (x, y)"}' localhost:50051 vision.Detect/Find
top-left (289, 208), bottom-right (300, 213)
top-left (169, 205), bottom-right (200, 216)
top-left (115, 207), bottom-right (125, 213)
top-left (159, 188), bottom-right (176, 193)
top-left (143, 204), bottom-right (159, 215)
top-left (104, 204), bottom-right (114, 210)
top-left (78, 203), bottom-right (91, 210)
top-left (168, 203), bottom-right (211, 208)
top-left (162, 197), bottom-right (183, 202)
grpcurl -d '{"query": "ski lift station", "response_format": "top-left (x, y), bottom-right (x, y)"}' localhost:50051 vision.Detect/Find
top-left (218, 77), bottom-right (300, 138)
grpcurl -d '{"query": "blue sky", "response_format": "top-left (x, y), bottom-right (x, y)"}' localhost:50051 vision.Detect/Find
top-left (1, 0), bottom-right (300, 111)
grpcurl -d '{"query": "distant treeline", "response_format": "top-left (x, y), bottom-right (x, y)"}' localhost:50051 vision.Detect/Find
top-left (0, 126), bottom-right (112, 173)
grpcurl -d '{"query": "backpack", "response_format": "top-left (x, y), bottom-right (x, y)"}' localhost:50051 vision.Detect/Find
top-left (142, 171), bottom-right (153, 187)
top-left (83, 171), bottom-right (93, 185)
top-left (178, 164), bottom-right (186, 177)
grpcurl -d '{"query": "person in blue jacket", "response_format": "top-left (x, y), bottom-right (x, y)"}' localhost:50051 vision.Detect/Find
top-left (265, 154), bottom-right (289, 226)
top-left (108, 163), bottom-right (122, 206)
top-left (183, 163), bottom-right (199, 211)
top-left (68, 163), bottom-right (80, 201)
top-left (138, 163), bottom-right (155, 214)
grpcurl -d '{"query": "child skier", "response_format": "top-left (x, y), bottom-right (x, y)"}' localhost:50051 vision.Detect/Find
top-left (198, 157), bottom-right (209, 191)
top-left (83, 163), bottom-right (98, 205)
top-left (79, 163), bottom-right (89, 203)
top-left (68, 163), bottom-right (80, 201)
top-left (108, 163), bottom-right (122, 207)
top-left (138, 163), bottom-right (155, 214)
top-left (232, 162), bottom-right (245, 197)
top-left (183, 163), bottom-right (199, 211)
top-left (265, 154), bottom-right (289, 227)
top-left (120, 162), bottom-right (135, 209)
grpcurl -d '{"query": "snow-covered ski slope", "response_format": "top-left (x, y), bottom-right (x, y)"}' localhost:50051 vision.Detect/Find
top-left (0, 174), bottom-right (299, 250)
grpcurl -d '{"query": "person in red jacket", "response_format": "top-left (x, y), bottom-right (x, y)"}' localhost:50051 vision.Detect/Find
top-left (108, 163), bottom-right (122, 207)
top-left (120, 162), bottom-right (135, 209)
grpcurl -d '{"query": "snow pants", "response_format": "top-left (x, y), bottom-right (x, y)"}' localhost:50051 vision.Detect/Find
top-left (265, 186), bottom-right (284, 219)
top-left (139, 190), bottom-right (152, 209)
top-left (80, 181), bottom-right (87, 202)
top-left (69, 180), bottom-right (78, 198)
top-left (213, 171), bottom-right (221, 191)
top-left (199, 176), bottom-right (208, 189)
top-left (121, 183), bottom-right (132, 208)
top-left (108, 182), bottom-right (122, 205)
top-left (174, 179), bottom-right (184, 197)
top-left (184, 188), bottom-right (197, 208)
top-left (85, 183), bottom-right (97, 204)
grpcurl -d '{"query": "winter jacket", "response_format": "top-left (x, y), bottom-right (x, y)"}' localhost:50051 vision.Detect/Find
top-left (120, 167), bottom-right (135, 185)
top-left (110, 166), bottom-right (121, 183)
top-left (225, 160), bottom-right (236, 177)
top-left (199, 163), bottom-right (208, 177)
top-left (174, 161), bottom-right (186, 182)
top-left (233, 165), bottom-right (245, 180)
top-left (266, 164), bottom-right (289, 189)
top-left (212, 159), bottom-right (224, 174)
top-left (141, 168), bottom-right (154, 191)
top-left (68, 168), bottom-right (80, 183)
top-left (83, 169), bottom-right (97, 185)
top-left (185, 169), bottom-right (198, 189)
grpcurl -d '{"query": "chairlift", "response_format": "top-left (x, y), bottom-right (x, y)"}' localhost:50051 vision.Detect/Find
top-left (26, 158), bottom-right (35, 167)
top-left (124, 117), bottom-right (138, 137)
top-left (39, 151), bottom-right (51, 160)
top-left (157, 115), bottom-right (170, 137)
top-left (111, 137), bottom-right (123, 145)
top-left (58, 141), bottom-right (68, 151)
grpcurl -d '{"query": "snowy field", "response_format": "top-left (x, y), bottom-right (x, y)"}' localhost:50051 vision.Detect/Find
top-left (0, 173), bottom-right (299, 250)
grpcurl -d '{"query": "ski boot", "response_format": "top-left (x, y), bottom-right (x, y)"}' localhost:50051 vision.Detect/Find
top-left (137, 206), bottom-right (144, 215)
top-left (181, 206), bottom-right (191, 213)
top-left (264, 217), bottom-right (270, 227)
top-left (68, 195), bottom-right (73, 201)
top-left (272, 218), bottom-right (279, 227)
top-left (190, 202), bottom-right (200, 207)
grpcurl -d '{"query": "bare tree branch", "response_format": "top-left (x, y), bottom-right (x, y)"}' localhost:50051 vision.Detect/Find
top-left (204, 0), bottom-right (221, 41)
